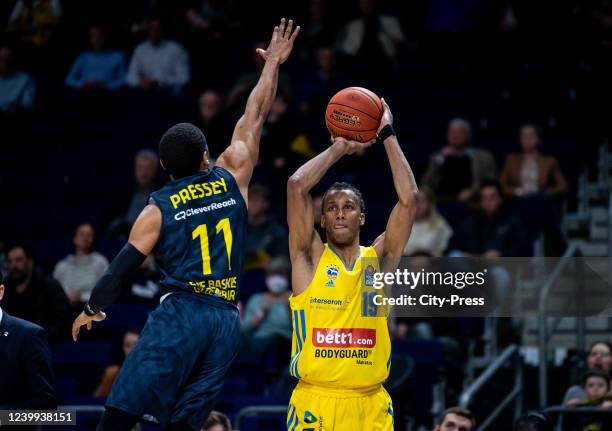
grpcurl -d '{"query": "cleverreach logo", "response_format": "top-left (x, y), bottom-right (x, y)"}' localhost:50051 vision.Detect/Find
top-left (310, 297), bottom-right (343, 306)
top-left (174, 198), bottom-right (237, 221)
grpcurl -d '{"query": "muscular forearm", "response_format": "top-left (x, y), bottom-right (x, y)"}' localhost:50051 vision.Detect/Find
top-left (288, 141), bottom-right (345, 193)
top-left (383, 136), bottom-right (418, 206)
top-left (245, 58), bottom-right (280, 123)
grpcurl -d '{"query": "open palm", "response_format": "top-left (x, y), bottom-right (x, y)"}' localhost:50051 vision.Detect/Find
top-left (256, 18), bottom-right (300, 64)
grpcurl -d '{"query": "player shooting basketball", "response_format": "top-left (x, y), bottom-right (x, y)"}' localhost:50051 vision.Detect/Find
top-left (285, 98), bottom-right (417, 430)
top-left (71, 18), bottom-right (299, 431)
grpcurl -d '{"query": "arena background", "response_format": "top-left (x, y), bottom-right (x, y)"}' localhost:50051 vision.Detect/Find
top-left (1, 0), bottom-right (611, 430)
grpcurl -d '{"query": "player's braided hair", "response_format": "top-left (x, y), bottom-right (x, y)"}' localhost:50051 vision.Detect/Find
top-left (159, 123), bottom-right (208, 179)
top-left (322, 182), bottom-right (365, 213)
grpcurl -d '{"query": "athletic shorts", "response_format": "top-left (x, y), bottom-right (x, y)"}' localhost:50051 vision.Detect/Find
top-left (106, 293), bottom-right (240, 431)
top-left (287, 381), bottom-right (394, 431)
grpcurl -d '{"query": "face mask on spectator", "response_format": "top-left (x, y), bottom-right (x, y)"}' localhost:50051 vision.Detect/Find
top-left (266, 275), bottom-right (288, 293)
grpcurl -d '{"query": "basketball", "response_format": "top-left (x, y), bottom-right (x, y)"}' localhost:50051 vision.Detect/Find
top-left (325, 87), bottom-right (383, 143)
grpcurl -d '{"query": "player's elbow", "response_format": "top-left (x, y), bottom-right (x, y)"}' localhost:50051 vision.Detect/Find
top-left (398, 187), bottom-right (418, 210)
top-left (287, 174), bottom-right (308, 195)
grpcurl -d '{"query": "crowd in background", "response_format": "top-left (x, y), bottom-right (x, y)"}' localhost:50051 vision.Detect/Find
top-left (2, 0), bottom-right (612, 429)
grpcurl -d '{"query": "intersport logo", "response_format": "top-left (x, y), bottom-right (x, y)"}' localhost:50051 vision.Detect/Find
top-left (312, 328), bottom-right (376, 348)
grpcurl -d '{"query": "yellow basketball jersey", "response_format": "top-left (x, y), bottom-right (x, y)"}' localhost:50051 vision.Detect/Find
top-left (289, 244), bottom-right (391, 390)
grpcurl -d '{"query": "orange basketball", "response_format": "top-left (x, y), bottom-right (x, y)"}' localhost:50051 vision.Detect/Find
top-left (325, 87), bottom-right (383, 143)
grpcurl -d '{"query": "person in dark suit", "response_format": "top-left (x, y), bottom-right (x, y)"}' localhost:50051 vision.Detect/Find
top-left (2, 243), bottom-right (70, 344)
top-left (0, 271), bottom-right (57, 409)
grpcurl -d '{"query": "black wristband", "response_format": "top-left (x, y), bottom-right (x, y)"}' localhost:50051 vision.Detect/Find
top-left (377, 124), bottom-right (396, 144)
top-left (83, 303), bottom-right (98, 316)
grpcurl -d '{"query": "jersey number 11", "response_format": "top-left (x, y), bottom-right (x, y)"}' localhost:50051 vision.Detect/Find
top-left (192, 218), bottom-right (233, 275)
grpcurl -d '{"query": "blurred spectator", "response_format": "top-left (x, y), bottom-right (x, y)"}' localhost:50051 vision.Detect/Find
top-left (422, 118), bottom-right (497, 203)
top-left (64, 24), bottom-right (127, 91)
top-left (565, 342), bottom-right (612, 407)
top-left (109, 149), bottom-right (159, 237)
top-left (449, 180), bottom-right (529, 257)
top-left (126, 17), bottom-right (190, 94)
top-left (500, 124), bottom-right (567, 255)
top-left (185, 1), bottom-right (230, 33)
top-left (514, 411), bottom-right (553, 431)
top-left (241, 257), bottom-right (292, 359)
top-left (403, 188), bottom-right (452, 257)
top-left (565, 370), bottom-right (612, 431)
top-left (6, 0), bottom-right (62, 47)
top-left (298, 46), bottom-right (349, 117)
top-left (53, 223), bottom-right (109, 307)
top-left (198, 89), bottom-right (231, 153)
top-left (500, 124), bottom-right (568, 198)
top-left (433, 406), bottom-right (475, 431)
top-left (0, 44), bottom-right (36, 116)
top-left (580, 369), bottom-right (612, 406)
top-left (201, 410), bottom-right (231, 431)
top-left (0, 274), bottom-right (57, 410)
top-left (123, 1), bottom-right (179, 36)
top-left (127, 149), bottom-right (159, 224)
top-left (226, 40), bottom-right (292, 115)
top-left (259, 94), bottom-right (311, 194)
top-left (336, 0), bottom-right (405, 70)
top-left (2, 244), bottom-right (70, 344)
top-left (300, 0), bottom-right (335, 55)
top-left (118, 254), bottom-right (161, 305)
top-left (244, 184), bottom-right (288, 271)
top-left (93, 329), bottom-right (140, 397)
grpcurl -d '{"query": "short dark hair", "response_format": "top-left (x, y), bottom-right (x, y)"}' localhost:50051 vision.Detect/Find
top-left (202, 411), bottom-right (231, 431)
top-left (514, 411), bottom-right (553, 431)
top-left (480, 179), bottom-right (503, 196)
top-left (159, 123), bottom-right (207, 178)
top-left (7, 243), bottom-right (33, 259)
top-left (322, 182), bottom-right (365, 213)
top-left (584, 369), bottom-right (610, 389)
top-left (439, 407), bottom-right (476, 428)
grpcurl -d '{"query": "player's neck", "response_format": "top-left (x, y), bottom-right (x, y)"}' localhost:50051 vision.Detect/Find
top-left (328, 241), bottom-right (360, 270)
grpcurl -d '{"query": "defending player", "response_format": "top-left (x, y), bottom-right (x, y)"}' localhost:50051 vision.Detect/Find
top-left (71, 18), bottom-right (300, 431)
top-left (286, 99), bottom-right (417, 430)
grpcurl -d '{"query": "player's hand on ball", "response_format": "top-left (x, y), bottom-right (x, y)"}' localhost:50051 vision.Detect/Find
top-left (377, 98), bottom-right (393, 134)
top-left (331, 136), bottom-right (375, 155)
top-left (72, 310), bottom-right (106, 341)
top-left (256, 18), bottom-right (300, 64)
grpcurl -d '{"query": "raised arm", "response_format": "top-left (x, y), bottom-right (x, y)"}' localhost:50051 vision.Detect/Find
top-left (288, 138), bottom-right (372, 293)
top-left (372, 99), bottom-right (418, 258)
top-left (216, 18), bottom-right (299, 199)
top-left (72, 204), bottom-right (161, 341)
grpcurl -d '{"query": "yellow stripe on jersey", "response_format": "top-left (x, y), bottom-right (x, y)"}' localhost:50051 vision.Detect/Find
top-left (289, 244), bottom-right (391, 390)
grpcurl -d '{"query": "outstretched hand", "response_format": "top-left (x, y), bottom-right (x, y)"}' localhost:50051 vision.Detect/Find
top-left (256, 18), bottom-right (300, 64)
top-left (330, 136), bottom-right (376, 155)
top-left (72, 310), bottom-right (106, 342)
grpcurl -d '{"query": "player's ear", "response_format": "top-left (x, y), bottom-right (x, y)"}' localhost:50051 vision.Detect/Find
top-left (360, 212), bottom-right (365, 226)
top-left (159, 159), bottom-right (167, 171)
top-left (202, 150), bottom-right (210, 169)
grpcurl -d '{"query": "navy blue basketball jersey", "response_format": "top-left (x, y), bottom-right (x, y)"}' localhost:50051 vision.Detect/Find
top-left (149, 167), bottom-right (247, 305)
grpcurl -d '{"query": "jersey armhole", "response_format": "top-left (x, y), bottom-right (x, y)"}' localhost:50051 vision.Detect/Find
top-left (214, 165), bottom-right (248, 211)
top-left (290, 241), bottom-right (326, 300)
